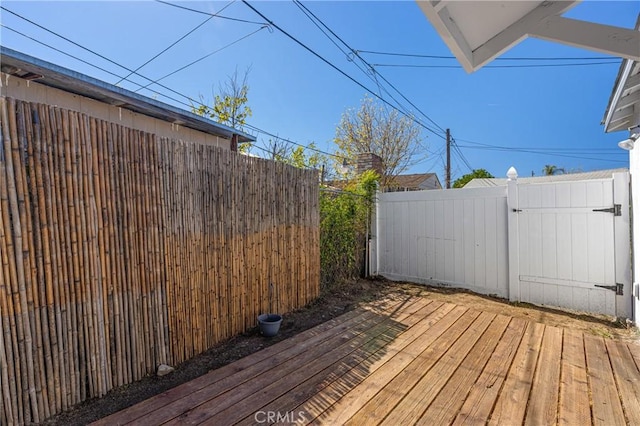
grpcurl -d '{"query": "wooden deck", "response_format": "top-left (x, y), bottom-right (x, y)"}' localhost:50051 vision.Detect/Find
top-left (93, 295), bottom-right (640, 425)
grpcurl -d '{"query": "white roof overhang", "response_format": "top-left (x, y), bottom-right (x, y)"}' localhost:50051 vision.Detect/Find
top-left (417, 0), bottom-right (640, 73)
top-left (602, 17), bottom-right (640, 133)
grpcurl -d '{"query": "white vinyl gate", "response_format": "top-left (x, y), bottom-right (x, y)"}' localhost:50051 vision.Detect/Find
top-left (374, 171), bottom-right (632, 319)
top-left (507, 174), bottom-right (630, 317)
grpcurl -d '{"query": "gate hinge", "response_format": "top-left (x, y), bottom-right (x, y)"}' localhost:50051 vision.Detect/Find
top-left (592, 204), bottom-right (621, 216)
top-left (595, 283), bottom-right (624, 295)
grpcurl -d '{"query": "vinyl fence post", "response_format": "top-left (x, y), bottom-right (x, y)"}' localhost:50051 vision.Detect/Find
top-left (613, 171), bottom-right (632, 319)
top-left (370, 187), bottom-right (380, 276)
top-left (506, 167), bottom-right (520, 302)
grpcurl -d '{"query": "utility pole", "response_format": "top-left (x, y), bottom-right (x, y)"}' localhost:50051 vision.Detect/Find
top-left (446, 128), bottom-right (451, 189)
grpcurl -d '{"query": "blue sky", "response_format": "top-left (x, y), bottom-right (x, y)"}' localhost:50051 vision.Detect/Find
top-left (1, 1), bottom-right (638, 183)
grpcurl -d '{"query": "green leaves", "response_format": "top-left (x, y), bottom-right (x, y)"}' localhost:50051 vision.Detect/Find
top-left (453, 168), bottom-right (494, 188)
top-left (320, 171), bottom-right (379, 290)
top-left (191, 67), bottom-right (252, 129)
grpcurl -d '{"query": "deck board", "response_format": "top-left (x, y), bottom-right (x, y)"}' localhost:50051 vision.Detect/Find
top-left (584, 335), bottom-right (626, 426)
top-left (379, 311), bottom-right (496, 425)
top-left (558, 329), bottom-right (591, 426)
top-left (452, 317), bottom-right (527, 425)
top-left (416, 314), bottom-right (511, 426)
top-left (606, 340), bottom-right (640, 425)
top-left (487, 321), bottom-right (545, 426)
top-left (343, 308), bottom-right (480, 425)
top-left (304, 303), bottom-right (464, 425)
top-left (525, 325), bottom-right (563, 426)
top-left (94, 296), bottom-right (639, 426)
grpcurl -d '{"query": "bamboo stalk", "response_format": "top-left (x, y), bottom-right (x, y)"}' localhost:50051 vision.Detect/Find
top-left (134, 130), bottom-right (152, 374)
top-left (42, 103), bottom-right (65, 413)
top-left (148, 133), bottom-right (165, 365)
top-left (31, 102), bottom-right (57, 419)
top-left (6, 97), bottom-right (39, 424)
top-left (51, 105), bottom-right (72, 409)
top-left (140, 132), bottom-right (156, 368)
top-left (61, 108), bottom-right (82, 406)
top-left (0, 97), bottom-right (20, 425)
top-left (88, 115), bottom-right (111, 395)
top-left (113, 123), bottom-right (133, 384)
top-left (66, 111), bottom-right (89, 402)
top-left (21, 101), bottom-right (50, 421)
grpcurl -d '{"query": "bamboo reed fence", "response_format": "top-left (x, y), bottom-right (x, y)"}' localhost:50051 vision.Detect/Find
top-left (0, 97), bottom-right (320, 425)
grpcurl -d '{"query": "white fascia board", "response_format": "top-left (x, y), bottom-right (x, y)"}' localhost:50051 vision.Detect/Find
top-left (417, 0), bottom-right (475, 72)
top-left (530, 16), bottom-right (640, 61)
top-left (605, 60), bottom-right (635, 129)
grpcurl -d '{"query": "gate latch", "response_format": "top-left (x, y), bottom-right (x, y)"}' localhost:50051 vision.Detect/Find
top-left (592, 204), bottom-right (621, 216)
top-left (594, 283), bottom-right (624, 295)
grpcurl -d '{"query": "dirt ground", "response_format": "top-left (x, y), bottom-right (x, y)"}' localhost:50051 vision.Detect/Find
top-left (45, 278), bottom-right (639, 425)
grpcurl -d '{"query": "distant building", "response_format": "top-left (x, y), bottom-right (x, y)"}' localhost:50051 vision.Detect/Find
top-left (384, 173), bottom-right (442, 192)
top-left (463, 168), bottom-right (629, 188)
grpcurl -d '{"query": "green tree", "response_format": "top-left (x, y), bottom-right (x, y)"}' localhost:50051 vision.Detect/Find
top-left (192, 67), bottom-right (253, 152)
top-left (266, 138), bottom-right (327, 170)
top-left (333, 96), bottom-right (424, 187)
top-left (453, 169), bottom-right (494, 188)
top-left (542, 165), bottom-right (565, 176)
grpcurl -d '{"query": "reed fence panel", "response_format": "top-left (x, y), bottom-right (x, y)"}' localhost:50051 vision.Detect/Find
top-left (0, 97), bottom-right (320, 424)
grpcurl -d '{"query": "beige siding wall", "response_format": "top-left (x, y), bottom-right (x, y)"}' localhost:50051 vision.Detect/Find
top-left (0, 72), bottom-right (231, 148)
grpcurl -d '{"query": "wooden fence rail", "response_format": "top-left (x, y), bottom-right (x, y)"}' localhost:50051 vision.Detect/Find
top-left (0, 97), bottom-right (320, 424)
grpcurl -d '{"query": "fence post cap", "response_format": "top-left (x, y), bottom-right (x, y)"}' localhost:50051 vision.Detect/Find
top-left (506, 167), bottom-right (518, 181)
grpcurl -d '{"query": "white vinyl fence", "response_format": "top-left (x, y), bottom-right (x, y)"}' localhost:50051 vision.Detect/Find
top-left (375, 186), bottom-right (509, 298)
top-left (373, 171), bottom-right (631, 319)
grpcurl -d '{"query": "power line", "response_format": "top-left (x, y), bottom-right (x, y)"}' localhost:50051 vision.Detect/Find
top-left (455, 143), bottom-right (627, 163)
top-left (1, 24), bottom-right (132, 83)
top-left (133, 25), bottom-right (268, 93)
top-left (451, 138), bottom-right (474, 172)
top-left (243, 123), bottom-right (346, 160)
top-left (2, 5), bottom-right (266, 110)
top-left (455, 137), bottom-right (625, 153)
top-left (240, 0), bottom-right (445, 139)
top-left (357, 49), bottom-right (619, 61)
top-left (2, 6), bottom-right (140, 75)
top-left (293, 0), bottom-right (447, 136)
top-left (155, 0), bottom-right (267, 25)
top-left (114, 0), bottom-right (238, 86)
top-left (292, 0), bottom-right (437, 134)
top-left (0, 5), bottom-right (198, 104)
top-left (372, 61), bottom-right (619, 69)
top-left (290, 1), bottom-right (393, 105)
top-left (455, 145), bottom-right (625, 156)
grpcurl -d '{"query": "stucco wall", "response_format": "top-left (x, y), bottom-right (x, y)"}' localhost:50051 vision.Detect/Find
top-left (0, 72), bottom-right (231, 149)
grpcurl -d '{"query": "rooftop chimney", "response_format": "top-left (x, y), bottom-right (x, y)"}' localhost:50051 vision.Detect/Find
top-left (356, 152), bottom-right (383, 175)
